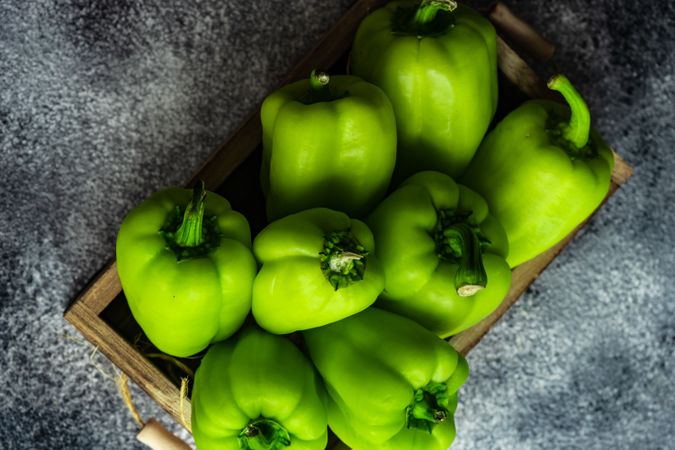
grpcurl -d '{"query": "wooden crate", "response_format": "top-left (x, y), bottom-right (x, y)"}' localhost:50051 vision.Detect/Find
top-left (64, 0), bottom-right (632, 446)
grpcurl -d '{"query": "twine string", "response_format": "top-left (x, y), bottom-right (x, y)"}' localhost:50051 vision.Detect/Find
top-left (116, 372), bottom-right (145, 428)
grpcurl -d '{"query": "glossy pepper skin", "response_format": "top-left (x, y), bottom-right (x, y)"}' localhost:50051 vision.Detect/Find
top-left (460, 75), bottom-right (615, 267)
top-left (191, 327), bottom-right (328, 450)
top-left (260, 71), bottom-right (396, 220)
top-left (303, 307), bottom-right (469, 450)
top-left (351, 0), bottom-right (498, 181)
top-left (252, 208), bottom-right (385, 334)
top-left (115, 182), bottom-right (256, 357)
top-left (367, 171), bottom-right (511, 338)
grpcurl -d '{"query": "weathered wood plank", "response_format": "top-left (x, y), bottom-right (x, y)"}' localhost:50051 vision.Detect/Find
top-left (64, 301), bottom-right (192, 431)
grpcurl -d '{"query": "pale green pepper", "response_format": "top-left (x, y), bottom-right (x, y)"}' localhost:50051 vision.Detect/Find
top-left (116, 182), bottom-right (256, 357)
top-left (461, 75), bottom-right (615, 267)
top-left (351, 0), bottom-right (498, 181)
top-left (252, 208), bottom-right (384, 334)
top-left (261, 71), bottom-right (397, 220)
top-left (191, 327), bottom-right (328, 449)
top-left (303, 307), bottom-right (469, 450)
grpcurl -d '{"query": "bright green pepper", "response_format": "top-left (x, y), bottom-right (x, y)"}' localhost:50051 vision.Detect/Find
top-left (115, 182), bottom-right (256, 357)
top-left (260, 71), bottom-right (397, 220)
top-left (351, 0), bottom-right (498, 181)
top-left (252, 208), bottom-right (384, 334)
top-left (303, 307), bottom-right (469, 450)
top-left (367, 171), bottom-right (511, 338)
top-left (191, 327), bottom-right (328, 450)
top-left (460, 75), bottom-right (615, 267)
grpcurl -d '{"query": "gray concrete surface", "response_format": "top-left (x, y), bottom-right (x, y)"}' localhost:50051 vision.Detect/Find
top-left (1, 1), bottom-right (673, 449)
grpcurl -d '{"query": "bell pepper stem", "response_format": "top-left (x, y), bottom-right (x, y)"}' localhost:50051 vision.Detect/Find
top-left (328, 251), bottom-right (364, 273)
top-left (414, 0), bottom-right (458, 24)
top-left (308, 69), bottom-right (332, 103)
top-left (239, 418), bottom-right (291, 450)
top-left (174, 180), bottom-right (206, 247)
top-left (444, 223), bottom-right (487, 297)
top-left (547, 74), bottom-right (591, 149)
top-left (406, 382), bottom-right (450, 432)
top-left (320, 231), bottom-right (368, 290)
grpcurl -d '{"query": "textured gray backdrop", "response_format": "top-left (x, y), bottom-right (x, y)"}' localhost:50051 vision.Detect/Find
top-left (1, 0), bottom-right (673, 449)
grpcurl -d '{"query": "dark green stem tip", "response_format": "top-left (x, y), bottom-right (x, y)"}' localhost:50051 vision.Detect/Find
top-left (546, 74), bottom-right (591, 149)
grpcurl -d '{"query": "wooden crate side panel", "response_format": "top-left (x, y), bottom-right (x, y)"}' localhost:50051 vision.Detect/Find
top-left (65, 260), bottom-right (120, 317)
top-left (64, 302), bottom-right (192, 431)
top-left (487, 2), bottom-right (556, 62)
top-left (611, 152), bottom-right (633, 185)
top-left (495, 36), bottom-right (557, 101)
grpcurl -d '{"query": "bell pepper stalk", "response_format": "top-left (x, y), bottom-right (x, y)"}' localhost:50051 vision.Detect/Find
top-left (303, 307), bottom-right (469, 450)
top-left (435, 216), bottom-right (489, 297)
top-left (115, 181), bottom-right (257, 357)
top-left (307, 69), bottom-right (332, 103)
top-left (172, 180), bottom-right (206, 247)
top-left (350, 0), bottom-right (498, 181)
top-left (260, 70), bottom-right (397, 220)
top-left (239, 419), bottom-right (290, 450)
top-left (251, 208), bottom-right (385, 334)
top-left (367, 171), bottom-right (512, 338)
top-left (191, 327), bottom-right (328, 450)
top-left (548, 74), bottom-right (591, 149)
top-left (460, 74), bottom-right (615, 267)
top-left (415, 0), bottom-right (458, 24)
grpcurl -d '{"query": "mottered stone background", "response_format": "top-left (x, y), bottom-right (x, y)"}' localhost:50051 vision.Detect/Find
top-left (0, 0), bottom-right (673, 448)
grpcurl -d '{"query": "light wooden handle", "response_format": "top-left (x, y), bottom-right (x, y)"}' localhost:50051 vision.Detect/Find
top-left (487, 1), bottom-right (556, 62)
top-left (137, 419), bottom-right (192, 450)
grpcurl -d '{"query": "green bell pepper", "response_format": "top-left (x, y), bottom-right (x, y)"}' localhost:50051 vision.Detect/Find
top-left (303, 307), bottom-right (469, 450)
top-left (367, 171), bottom-right (511, 338)
top-left (260, 71), bottom-right (397, 220)
top-left (351, 0), bottom-right (498, 181)
top-left (115, 181), bottom-right (257, 357)
top-left (460, 75), bottom-right (615, 267)
top-left (191, 327), bottom-right (328, 450)
top-left (252, 208), bottom-right (384, 334)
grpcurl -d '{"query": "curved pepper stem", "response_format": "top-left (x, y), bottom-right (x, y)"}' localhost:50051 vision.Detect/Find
top-left (434, 210), bottom-right (489, 296)
top-left (307, 69), bottom-right (333, 103)
top-left (414, 0), bottom-right (458, 24)
top-left (239, 418), bottom-right (291, 450)
top-left (547, 74), bottom-right (591, 149)
top-left (443, 223), bottom-right (487, 297)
